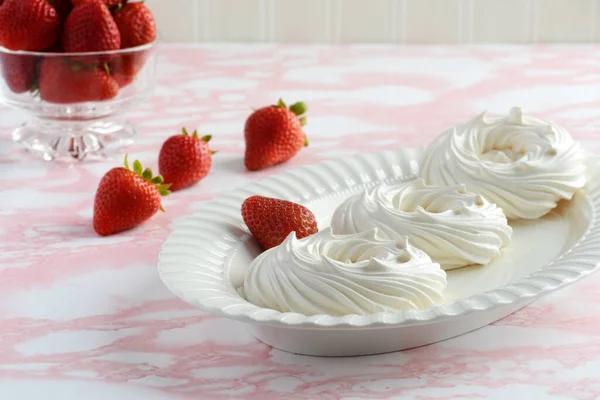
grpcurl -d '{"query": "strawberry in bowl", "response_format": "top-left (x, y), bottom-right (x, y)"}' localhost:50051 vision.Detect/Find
top-left (0, 0), bottom-right (158, 161)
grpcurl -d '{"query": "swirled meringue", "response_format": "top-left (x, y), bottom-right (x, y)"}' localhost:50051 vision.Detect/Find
top-left (242, 228), bottom-right (446, 316)
top-left (330, 179), bottom-right (512, 269)
top-left (419, 107), bottom-right (586, 219)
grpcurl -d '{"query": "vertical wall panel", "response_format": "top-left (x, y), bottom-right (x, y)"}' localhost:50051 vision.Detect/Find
top-left (472, 0), bottom-right (532, 43)
top-left (398, 0), bottom-right (464, 43)
top-left (594, 0), bottom-right (600, 42)
top-left (271, 0), bottom-right (330, 43)
top-left (146, 0), bottom-right (600, 43)
top-left (402, 0), bottom-right (463, 44)
top-left (204, 0), bottom-right (264, 42)
top-left (535, 0), bottom-right (594, 42)
top-left (339, 0), bottom-right (394, 43)
top-left (146, 0), bottom-right (198, 42)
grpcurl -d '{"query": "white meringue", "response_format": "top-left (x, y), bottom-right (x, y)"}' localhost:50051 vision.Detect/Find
top-left (242, 228), bottom-right (446, 316)
top-left (330, 179), bottom-right (512, 269)
top-left (419, 107), bottom-right (586, 219)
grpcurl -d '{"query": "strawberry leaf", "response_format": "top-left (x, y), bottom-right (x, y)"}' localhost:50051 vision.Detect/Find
top-left (289, 102), bottom-right (307, 116)
top-left (121, 155), bottom-right (169, 199)
top-left (182, 127), bottom-right (189, 136)
top-left (300, 116), bottom-right (307, 127)
top-left (201, 134), bottom-right (212, 143)
top-left (277, 98), bottom-right (286, 108)
top-left (133, 160), bottom-right (143, 175)
top-left (157, 184), bottom-right (172, 197)
top-left (142, 168), bottom-right (153, 181)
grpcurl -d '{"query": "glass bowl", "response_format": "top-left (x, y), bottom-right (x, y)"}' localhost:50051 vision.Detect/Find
top-left (0, 41), bottom-right (157, 161)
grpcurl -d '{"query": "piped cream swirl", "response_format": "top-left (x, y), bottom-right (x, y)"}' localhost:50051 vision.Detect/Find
top-left (419, 107), bottom-right (586, 219)
top-left (330, 179), bottom-right (512, 269)
top-left (242, 228), bottom-right (446, 316)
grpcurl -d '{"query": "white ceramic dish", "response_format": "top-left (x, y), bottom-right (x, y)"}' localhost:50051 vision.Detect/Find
top-left (158, 148), bottom-right (600, 356)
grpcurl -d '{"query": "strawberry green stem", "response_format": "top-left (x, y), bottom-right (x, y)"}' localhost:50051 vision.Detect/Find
top-left (289, 102), bottom-right (307, 116)
top-left (123, 154), bottom-right (171, 198)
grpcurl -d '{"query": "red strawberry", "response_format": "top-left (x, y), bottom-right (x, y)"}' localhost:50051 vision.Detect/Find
top-left (110, 2), bottom-right (156, 85)
top-left (62, 1), bottom-right (121, 55)
top-left (113, 2), bottom-right (156, 48)
top-left (94, 155), bottom-right (171, 236)
top-left (0, 54), bottom-right (37, 94)
top-left (244, 99), bottom-right (308, 171)
top-left (0, 0), bottom-right (60, 51)
top-left (241, 195), bottom-right (318, 250)
top-left (39, 58), bottom-right (119, 104)
top-left (158, 128), bottom-right (214, 192)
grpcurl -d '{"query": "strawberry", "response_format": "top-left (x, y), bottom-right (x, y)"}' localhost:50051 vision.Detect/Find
top-left (94, 155), bottom-right (171, 236)
top-left (244, 99), bottom-right (308, 171)
top-left (0, 0), bottom-right (60, 51)
top-left (62, 0), bottom-right (121, 55)
top-left (111, 2), bottom-right (156, 85)
top-left (241, 195), bottom-right (318, 250)
top-left (158, 128), bottom-right (214, 192)
top-left (113, 2), bottom-right (156, 48)
top-left (0, 54), bottom-right (37, 94)
top-left (39, 58), bottom-right (119, 104)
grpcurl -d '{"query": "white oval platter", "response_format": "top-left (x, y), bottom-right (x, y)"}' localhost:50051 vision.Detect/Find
top-left (158, 147), bottom-right (600, 356)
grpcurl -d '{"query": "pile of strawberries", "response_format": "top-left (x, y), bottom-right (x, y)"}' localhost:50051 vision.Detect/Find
top-left (0, 0), bottom-right (156, 103)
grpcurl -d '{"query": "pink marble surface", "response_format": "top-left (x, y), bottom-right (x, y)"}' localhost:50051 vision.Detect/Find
top-left (2, 44), bottom-right (600, 399)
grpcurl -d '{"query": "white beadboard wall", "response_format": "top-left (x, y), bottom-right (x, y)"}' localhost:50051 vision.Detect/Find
top-left (146, 0), bottom-right (600, 43)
